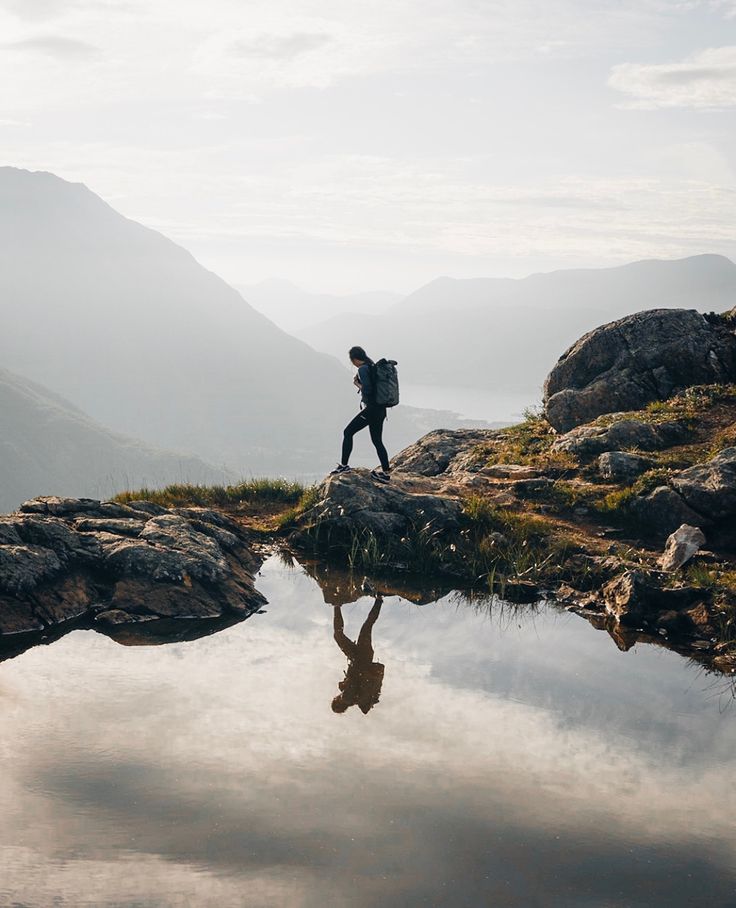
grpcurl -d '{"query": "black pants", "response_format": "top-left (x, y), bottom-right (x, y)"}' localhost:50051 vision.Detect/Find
top-left (342, 405), bottom-right (389, 471)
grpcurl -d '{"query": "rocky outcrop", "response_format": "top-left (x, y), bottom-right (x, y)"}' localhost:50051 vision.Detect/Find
top-left (602, 570), bottom-right (705, 628)
top-left (671, 447), bottom-right (736, 520)
top-left (391, 428), bottom-right (493, 476)
top-left (598, 451), bottom-right (654, 482)
top-left (632, 448), bottom-right (736, 535)
top-left (293, 470), bottom-right (463, 541)
top-left (631, 486), bottom-right (706, 537)
top-left (544, 309), bottom-right (736, 431)
top-left (0, 496), bottom-right (264, 639)
top-left (551, 417), bottom-right (689, 459)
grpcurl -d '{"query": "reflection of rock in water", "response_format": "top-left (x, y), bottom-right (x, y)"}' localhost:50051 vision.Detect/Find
top-left (298, 555), bottom-right (453, 607)
top-left (0, 613), bottom-right (252, 667)
top-left (332, 598), bottom-right (385, 715)
top-left (97, 614), bottom-right (246, 647)
top-left (299, 550), bottom-right (736, 679)
top-left (0, 496), bottom-right (265, 664)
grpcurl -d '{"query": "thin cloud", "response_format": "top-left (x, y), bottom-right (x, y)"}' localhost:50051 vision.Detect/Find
top-left (712, 0), bottom-right (736, 16)
top-left (0, 0), bottom-right (135, 20)
top-left (6, 35), bottom-right (101, 58)
top-left (230, 32), bottom-right (334, 60)
top-left (609, 46), bottom-right (736, 109)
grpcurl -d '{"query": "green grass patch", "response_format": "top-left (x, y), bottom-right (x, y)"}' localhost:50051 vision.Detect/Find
top-left (459, 496), bottom-right (571, 588)
top-left (595, 468), bottom-right (673, 517)
top-left (597, 486), bottom-right (637, 515)
top-left (594, 383), bottom-right (736, 428)
top-left (273, 485), bottom-right (322, 529)
top-left (292, 492), bottom-right (570, 593)
top-left (480, 413), bottom-right (576, 472)
top-left (115, 478), bottom-right (308, 509)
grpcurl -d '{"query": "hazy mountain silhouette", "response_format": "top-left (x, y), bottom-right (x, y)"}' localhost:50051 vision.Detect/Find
top-left (0, 167), bottom-right (481, 477)
top-left (237, 278), bottom-right (399, 332)
top-left (298, 255), bottom-right (736, 396)
top-left (0, 366), bottom-right (224, 513)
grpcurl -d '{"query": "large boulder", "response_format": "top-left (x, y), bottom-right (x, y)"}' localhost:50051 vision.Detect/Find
top-left (544, 309), bottom-right (736, 431)
top-left (293, 470), bottom-right (463, 540)
top-left (0, 497), bottom-right (265, 638)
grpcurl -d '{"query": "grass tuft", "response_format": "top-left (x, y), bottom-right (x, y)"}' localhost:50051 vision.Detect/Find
top-left (115, 478), bottom-right (308, 509)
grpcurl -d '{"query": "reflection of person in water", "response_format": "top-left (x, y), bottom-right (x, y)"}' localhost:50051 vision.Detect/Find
top-left (332, 597), bottom-right (385, 714)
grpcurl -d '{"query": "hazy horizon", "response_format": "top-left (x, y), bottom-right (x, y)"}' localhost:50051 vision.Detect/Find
top-left (1, 0), bottom-right (734, 294)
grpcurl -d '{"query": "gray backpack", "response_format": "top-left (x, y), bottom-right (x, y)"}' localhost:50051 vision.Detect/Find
top-left (373, 358), bottom-right (399, 407)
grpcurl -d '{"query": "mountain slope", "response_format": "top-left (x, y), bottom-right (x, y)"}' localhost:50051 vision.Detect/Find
top-left (0, 366), bottom-right (222, 513)
top-left (298, 255), bottom-right (736, 395)
top-left (0, 167), bottom-right (471, 474)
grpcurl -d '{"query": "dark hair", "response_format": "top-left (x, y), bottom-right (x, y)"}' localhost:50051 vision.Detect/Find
top-left (348, 346), bottom-right (369, 362)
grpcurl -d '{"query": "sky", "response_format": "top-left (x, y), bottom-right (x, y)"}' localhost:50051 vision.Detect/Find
top-left (1, 0), bottom-right (735, 294)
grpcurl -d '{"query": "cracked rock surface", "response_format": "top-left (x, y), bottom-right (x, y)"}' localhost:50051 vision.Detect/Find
top-left (0, 496), bottom-right (265, 638)
top-left (544, 309), bottom-right (736, 431)
top-left (293, 469), bottom-right (464, 540)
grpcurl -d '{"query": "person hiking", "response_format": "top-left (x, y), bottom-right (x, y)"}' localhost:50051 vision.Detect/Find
top-left (330, 346), bottom-right (391, 483)
top-left (331, 597), bottom-right (385, 714)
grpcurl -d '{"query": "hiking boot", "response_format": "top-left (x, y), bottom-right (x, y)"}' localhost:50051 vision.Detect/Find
top-left (330, 464), bottom-right (351, 475)
top-left (371, 469), bottom-right (391, 484)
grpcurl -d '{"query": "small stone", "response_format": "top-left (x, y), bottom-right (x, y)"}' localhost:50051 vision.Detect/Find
top-left (659, 524), bottom-right (706, 572)
top-left (598, 451), bottom-right (653, 482)
top-left (481, 464), bottom-right (540, 480)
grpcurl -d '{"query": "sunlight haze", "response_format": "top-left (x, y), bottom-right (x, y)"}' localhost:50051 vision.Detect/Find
top-left (1, 0), bottom-right (734, 293)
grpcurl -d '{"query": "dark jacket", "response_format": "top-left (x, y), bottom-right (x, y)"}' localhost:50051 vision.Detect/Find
top-left (357, 361), bottom-right (375, 406)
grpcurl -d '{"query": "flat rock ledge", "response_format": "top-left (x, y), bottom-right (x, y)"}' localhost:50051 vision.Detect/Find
top-left (0, 496), bottom-right (265, 639)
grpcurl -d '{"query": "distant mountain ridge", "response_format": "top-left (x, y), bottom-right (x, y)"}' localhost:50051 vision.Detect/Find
top-left (298, 254), bottom-right (736, 395)
top-left (0, 167), bottom-right (485, 478)
top-left (0, 365), bottom-right (222, 513)
top-left (396, 254), bottom-right (736, 314)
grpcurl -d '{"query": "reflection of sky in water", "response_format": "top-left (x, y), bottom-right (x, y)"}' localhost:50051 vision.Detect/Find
top-left (0, 556), bottom-right (735, 907)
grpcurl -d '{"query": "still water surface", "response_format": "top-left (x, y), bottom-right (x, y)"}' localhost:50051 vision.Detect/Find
top-left (1, 555), bottom-right (735, 907)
